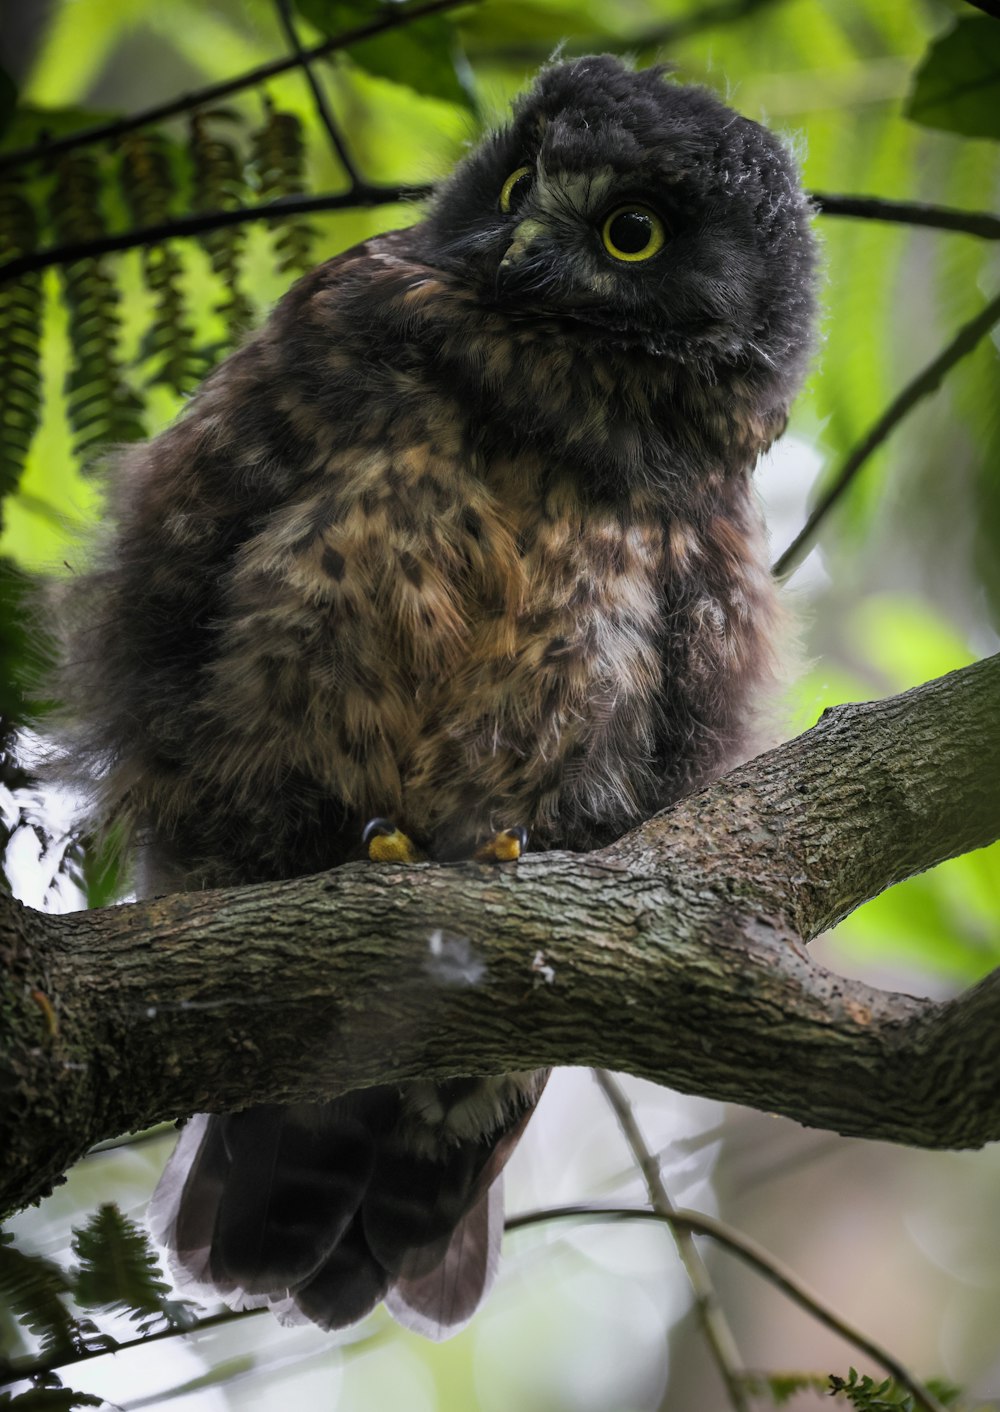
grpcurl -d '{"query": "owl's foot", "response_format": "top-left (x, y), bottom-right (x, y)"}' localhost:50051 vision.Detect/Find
top-left (472, 826), bottom-right (529, 863)
top-left (362, 818), bottom-right (425, 864)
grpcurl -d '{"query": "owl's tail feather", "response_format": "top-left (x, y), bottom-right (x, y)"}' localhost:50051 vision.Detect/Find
top-left (147, 1094), bottom-right (516, 1339)
top-left (385, 1179), bottom-right (504, 1340)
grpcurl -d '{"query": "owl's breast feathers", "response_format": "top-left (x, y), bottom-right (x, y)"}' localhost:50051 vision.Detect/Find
top-left (81, 233), bottom-right (782, 884)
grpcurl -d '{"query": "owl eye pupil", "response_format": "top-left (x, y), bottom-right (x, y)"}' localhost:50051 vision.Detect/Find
top-left (609, 211), bottom-right (654, 254)
top-left (601, 205), bottom-right (666, 263)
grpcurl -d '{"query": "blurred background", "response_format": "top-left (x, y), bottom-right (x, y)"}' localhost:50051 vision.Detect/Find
top-left (1, 0), bottom-right (998, 1407)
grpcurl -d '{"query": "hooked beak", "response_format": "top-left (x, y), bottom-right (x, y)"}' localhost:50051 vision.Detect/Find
top-left (499, 217), bottom-right (546, 269)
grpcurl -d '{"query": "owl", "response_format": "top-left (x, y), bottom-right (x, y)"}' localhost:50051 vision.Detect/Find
top-left (60, 55), bottom-right (816, 1338)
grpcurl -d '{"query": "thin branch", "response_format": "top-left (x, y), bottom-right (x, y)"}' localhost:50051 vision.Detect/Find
top-left (812, 192), bottom-right (1000, 241)
top-left (0, 1308), bottom-right (266, 1387)
top-left (0, 0), bottom-right (474, 175)
top-left (593, 1070), bottom-right (750, 1412)
top-left (0, 186), bottom-right (433, 286)
top-left (507, 1206), bottom-right (949, 1412)
top-left (773, 287), bottom-right (1000, 578)
top-left (274, 0), bottom-right (361, 187)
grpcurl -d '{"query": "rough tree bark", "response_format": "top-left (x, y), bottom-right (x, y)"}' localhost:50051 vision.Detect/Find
top-left (2, 654), bottom-right (998, 1219)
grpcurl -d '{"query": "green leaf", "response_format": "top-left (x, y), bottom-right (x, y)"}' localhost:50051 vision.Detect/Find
top-left (296, 0), bottom-right (475, 109)
top-left (72, 1204), bottom-right (193, 1332)
top-left (906, 18), bottom-right (1000, 140)
top-left (0, 1233), bottom-right (104, 1365)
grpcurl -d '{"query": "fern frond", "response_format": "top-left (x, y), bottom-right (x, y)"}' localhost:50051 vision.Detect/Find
top-left (752, 1372), bottom-right (829, 1406)
top-left (829, 1369), bottom-right (912, 1410)
top-left (0, 1233), bottom-right (107, 1365)
top-left (118, 133), bottom-right (206, 395)
top-left (71, 1204), bottom-right (193, 1335)
top-left (47, 152), bottom-right (145, 462)
top-left (188, 110), bottom-right (255, 342)
top-left (0, 1388), bottom-right (105, 1409)
top-left (249, 99), bottom-right (315, 274)
top-left (0, 181), bottom-right (43, 506)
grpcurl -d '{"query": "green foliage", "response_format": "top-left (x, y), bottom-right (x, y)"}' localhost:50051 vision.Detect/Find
top-left (828, 1369), bottom-right (966, 1411)
top-left (0, 1389), bottom-right (104, 1410)
top-left (0, 1206), bottom-right (197, 1397)
top-left (753, 1371), bottom-right (830, 1405)
top-left (907, 17), bottom-right (1000, 140)
top-left (298, 0), bottom-right (476, 110)
top-left (188, 110), bottom-right (255, 342)
top-left (0, 185), bottom-right (42, 511)
top-left (71, 1204), bottom-right (193, 1334)
top-left (249, 99), bottom-right (316, 272)
top-left (46, 151), bottom-right (147, 462)
top-left (0, 72), bottom-right (345, 488)
top-left (0, 1234), bottom-right (109, 1370)
top-left (118, 134), bottom-right (208, 395)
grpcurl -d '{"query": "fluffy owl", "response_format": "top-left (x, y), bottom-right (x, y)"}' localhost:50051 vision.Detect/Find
top-left (61, 55), bottom-right (815, 1338)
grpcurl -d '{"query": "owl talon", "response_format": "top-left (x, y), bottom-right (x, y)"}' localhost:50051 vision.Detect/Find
top-left (362, 818), bottom-right (425, 863)
top-left (472, 826), bottom-right (528, 863)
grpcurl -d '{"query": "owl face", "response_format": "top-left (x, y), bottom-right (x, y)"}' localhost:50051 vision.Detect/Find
top-left (420, 55), bottom-right (815, 382)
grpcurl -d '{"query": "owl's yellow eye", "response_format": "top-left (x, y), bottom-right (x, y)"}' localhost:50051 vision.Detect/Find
top-left (499, 166), bottom-right (533, 215)
top-left (601, 206), bottom-right (666, 263)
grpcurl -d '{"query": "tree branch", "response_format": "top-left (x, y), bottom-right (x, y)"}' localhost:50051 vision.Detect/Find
top-left (0, 187), bottom-right (432, 287)
top-left (773, 288), bottom-right (1000, 577)
top-left (593, 1070), bottom-right (750, 1412)
top-left (812, 193), bottom-right (1000, 241)
top-left (0, 0), bottom-right (473, 176)
top-left (507, 1207), bottom-right (949, 1412)
top-left (2, 656), bottom-right (998, 1219)
top-left (274, 0), bottom-right (361, 187)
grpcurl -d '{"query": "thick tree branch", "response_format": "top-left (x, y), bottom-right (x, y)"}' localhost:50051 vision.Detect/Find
top-left (1, 656), bottom-right (998, 1218)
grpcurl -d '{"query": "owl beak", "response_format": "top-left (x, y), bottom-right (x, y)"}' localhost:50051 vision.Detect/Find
top-left (499, 217), bottom-right (546, 269)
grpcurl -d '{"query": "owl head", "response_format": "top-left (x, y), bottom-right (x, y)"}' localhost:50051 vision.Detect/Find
top-left (420, 55), bottom-right (816, 391)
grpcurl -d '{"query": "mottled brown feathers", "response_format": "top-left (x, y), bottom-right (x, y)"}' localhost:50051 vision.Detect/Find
top-left (60, 54), bottom-right (816, 1336)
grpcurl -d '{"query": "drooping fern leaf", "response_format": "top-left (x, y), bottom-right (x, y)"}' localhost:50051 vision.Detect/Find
top-left (828, 1369), bottom-right (964, 1411)
top-left (0, 1232), bottom-right (108, 1367)
top-left (118, 133), bottom-right (207, 395)
top-left (0, 180), bottom-right (43, 508)
top-left (0, 1389), bottom-right (104, 1410)
top-left (47, 151), bottom-right (145, 463)
top-left (71, 1204), bottom-right (193, 1335)
top-left (250, 99), bottom-right (316, 274)
top-left (188, 109), bottom-right (255, 344)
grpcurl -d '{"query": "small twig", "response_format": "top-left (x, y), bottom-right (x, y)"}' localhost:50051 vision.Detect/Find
top-left (0, 1307), bottom-right (267, 1387)
top-left (0, 0), bottom-right (474, 175)
top-left (506, 1205), bottom-right (949, 1412)
top-left (773, 287), bottom-right (1000, 578)
top-left (0, 186), bottom-right (432, 286)
top-left (274, 0), bottom-right (361, 186)
top-left (593, 1070), bottom-right (750, 1412)
top-left (813, 192), bottom-right (1000, 242)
